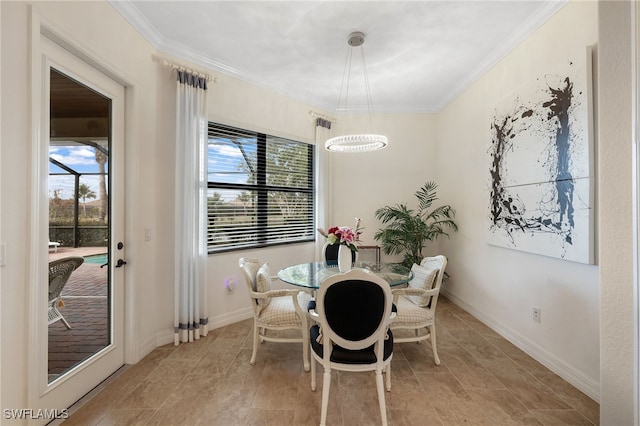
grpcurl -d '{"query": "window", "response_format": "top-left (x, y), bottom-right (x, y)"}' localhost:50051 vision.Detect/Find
top-left (207, 122), bottom-right (315, 252)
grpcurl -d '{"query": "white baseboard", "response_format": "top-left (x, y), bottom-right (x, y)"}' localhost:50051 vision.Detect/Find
top-left (136, 308), bottom-right (255, 362)
top-left (209, 307), bottom-right (253, 329)
top-left (137, 334), bottom-right (160, 361)
top-left (441, 288), bottom-right (600, 403)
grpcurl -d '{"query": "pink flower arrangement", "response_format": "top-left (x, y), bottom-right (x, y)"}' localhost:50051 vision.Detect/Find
top-left (318, 218), bottom-right (363, 252)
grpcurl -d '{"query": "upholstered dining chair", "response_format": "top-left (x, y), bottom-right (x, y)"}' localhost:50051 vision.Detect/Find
top-left (390, 255), bottom-right (447, 365)
top-left (48, 256), bottom-right (84, 329)
top-left (239, 257), bottom-right (312, 371)
top-left (308, 268), bottom-right (395, 426)
top-left (322, 241), bottom-right (356, 265)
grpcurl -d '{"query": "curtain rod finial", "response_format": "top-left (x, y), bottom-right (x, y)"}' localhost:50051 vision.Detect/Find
top-left (153, 54), bottom-right (217, 83)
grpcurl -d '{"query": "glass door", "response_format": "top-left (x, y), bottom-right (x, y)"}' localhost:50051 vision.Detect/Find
top-left (48, 68), bottom-right (112, 382)
top-left (33, 35), bottom-right (125, 415)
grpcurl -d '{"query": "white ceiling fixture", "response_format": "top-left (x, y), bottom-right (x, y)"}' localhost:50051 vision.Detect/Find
top-left (111, 1), bottom-right (568, 113)
top-left (326, 31), bottom-right (388, 153)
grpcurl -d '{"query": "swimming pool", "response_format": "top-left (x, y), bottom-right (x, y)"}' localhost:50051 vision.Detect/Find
top-left (84, 253), bottom-right (108, 265)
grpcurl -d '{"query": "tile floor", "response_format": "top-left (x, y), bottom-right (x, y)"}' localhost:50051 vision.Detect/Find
top-left (62, 296), bottom-right (599, 425)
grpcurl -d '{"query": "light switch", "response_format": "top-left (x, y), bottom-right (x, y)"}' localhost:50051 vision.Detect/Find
top-left (0, 243), bottom-right (5, 267)
top-left (144, 228), bottom-right (151, 241)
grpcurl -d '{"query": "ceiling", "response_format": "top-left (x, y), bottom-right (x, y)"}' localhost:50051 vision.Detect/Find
top-left (50, 69), bottom-right (110, 119)
top-left (111, 0), bottom-right (567, 113)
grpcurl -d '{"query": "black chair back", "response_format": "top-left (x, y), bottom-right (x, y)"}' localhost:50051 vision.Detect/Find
top-left (324, 279), bottom-right (386, 343)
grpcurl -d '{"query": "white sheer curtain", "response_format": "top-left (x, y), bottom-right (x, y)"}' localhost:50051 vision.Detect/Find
top-left (174, 70), bottom-right (209, 344)
top-left (315, 117), bottom-right (332, 260)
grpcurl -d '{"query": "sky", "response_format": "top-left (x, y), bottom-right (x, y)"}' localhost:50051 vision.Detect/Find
top-left (49, 145), bottom-right (108, 200)
top-left (207, 137), bottom-right (253, 202)
top-left (48, 139), bottom-right (248, 202)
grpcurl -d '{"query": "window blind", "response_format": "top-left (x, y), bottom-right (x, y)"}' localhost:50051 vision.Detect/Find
top-left (207, 123), bottom-right (315, 252)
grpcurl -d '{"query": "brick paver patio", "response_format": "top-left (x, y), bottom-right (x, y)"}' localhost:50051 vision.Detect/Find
top-left (48, 247), bottom-right (109, 381)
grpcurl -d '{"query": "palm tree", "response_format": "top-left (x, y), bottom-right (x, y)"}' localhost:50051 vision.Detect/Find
top-left (95, 147), bottom-right (108, 222)
top-left (237, 191), bottom-right (252, 215)
top-left (374, 182), bottom-right (458, 268)
top-left (77, 183), bottom-right (96, 216)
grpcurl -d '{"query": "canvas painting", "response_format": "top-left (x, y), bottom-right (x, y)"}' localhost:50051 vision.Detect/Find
top-left (487, 47), bottom-right (594, 264)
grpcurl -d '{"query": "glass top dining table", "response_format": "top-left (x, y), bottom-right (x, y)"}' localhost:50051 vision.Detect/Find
top-left (277, 261), bottom-right (413, 290)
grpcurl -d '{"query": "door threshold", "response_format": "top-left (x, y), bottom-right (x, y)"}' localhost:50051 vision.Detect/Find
top-left (46, 364), bottom-right (130, 426)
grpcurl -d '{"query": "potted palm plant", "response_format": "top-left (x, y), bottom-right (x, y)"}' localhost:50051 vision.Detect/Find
top-left (374, 181), bottom-right (458, 268)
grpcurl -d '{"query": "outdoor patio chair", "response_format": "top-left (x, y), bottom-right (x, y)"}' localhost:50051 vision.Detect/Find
top-left (48, 256), bottom-right (84, 329)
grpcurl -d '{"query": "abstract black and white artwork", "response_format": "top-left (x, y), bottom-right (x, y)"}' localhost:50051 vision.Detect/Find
top-left (487, 48), bottom-right (594, 264)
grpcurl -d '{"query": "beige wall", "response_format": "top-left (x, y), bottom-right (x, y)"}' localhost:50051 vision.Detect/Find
top-left (202, 78), bottom-right (439, 329)
top-left (598, 1), bottom-right (634, 424)
top-left (436, 0), bottom-right (600, 399)
top-left (194, 66), bottom-right (324, 332)
top-left (0, 0), bottom-right (167, 413)
top-left (329, 112), bottom-right (438, 252)
top-left (1, 1), bottom-right (30, 413)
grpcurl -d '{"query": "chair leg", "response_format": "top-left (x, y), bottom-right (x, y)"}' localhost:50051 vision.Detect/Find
top-left (429, 324), bottom-right (440, 365)
top-left (320, 367), bottom-right (331, 426)
top-left (60, 314), bottom-right (72, 330)
top-left (52, 306), bottom-right (72, 329)
top-left (375, 369), bottom-right (388, 426)
top-left (301, 319), bottom-right (310, 372)
top-left (385, 363), bottom-right (391, 391)
top-left (250, 322), bottom-right (259, 365)
top-left (311, 355), bottom-right (317, 391)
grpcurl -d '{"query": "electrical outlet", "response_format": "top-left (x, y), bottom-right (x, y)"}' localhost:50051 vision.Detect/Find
top-left (225, 279), bottom-right (235, 294)
top-left (532, 307), bottom-right (541, 323)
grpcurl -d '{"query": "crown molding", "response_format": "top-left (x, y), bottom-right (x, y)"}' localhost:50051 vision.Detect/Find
top-left (435, 0), bottom-right (569, 112)
top-left (108, 0), bottom-right (164, 48)
top-left (111, 0), bottom-right (568, 115)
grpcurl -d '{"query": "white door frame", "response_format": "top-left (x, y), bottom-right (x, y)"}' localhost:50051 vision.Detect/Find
top-left (28, 11), bottom-right (138, 419)
top-left (633, 1), bottom-right (639, 424)
top-left (0, 2), bottom-right (4, 416)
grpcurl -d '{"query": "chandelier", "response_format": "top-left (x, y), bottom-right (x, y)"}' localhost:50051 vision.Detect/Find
top-left (325, 32), bottom-right (389, 153)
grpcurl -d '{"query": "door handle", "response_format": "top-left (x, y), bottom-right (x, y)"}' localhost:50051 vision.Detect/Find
top-left (115, 259), bottom-right (127, 268)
